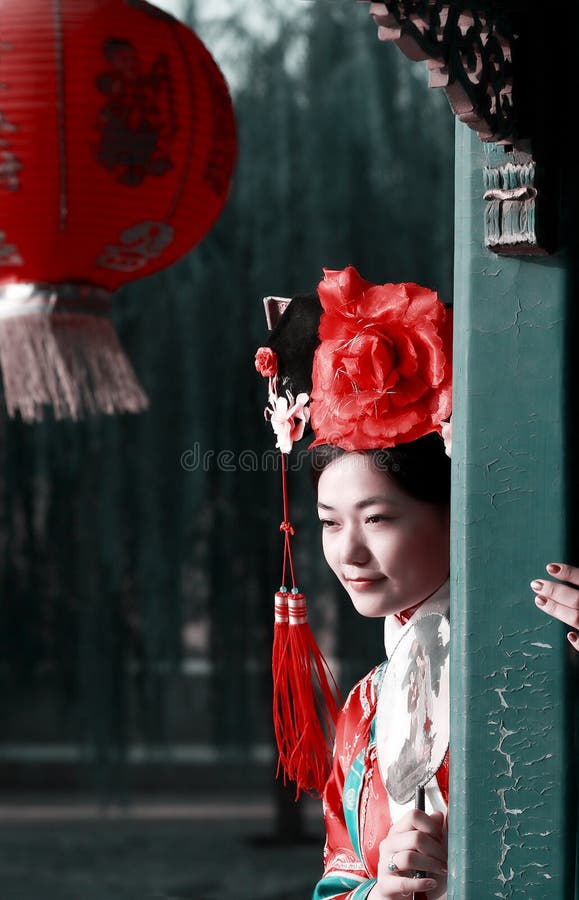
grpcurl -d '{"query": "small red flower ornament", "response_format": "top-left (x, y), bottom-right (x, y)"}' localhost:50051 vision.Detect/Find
top-left (309, 266), bottom-right (452, 451)
top-left (255, 346), bottom-right (278, 379)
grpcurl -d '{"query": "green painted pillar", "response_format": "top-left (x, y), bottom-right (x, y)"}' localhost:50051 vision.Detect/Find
top-left (449, 123), bottom-right (578, 897)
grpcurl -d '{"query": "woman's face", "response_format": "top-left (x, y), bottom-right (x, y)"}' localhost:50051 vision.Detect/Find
top-left (317, 452), bottom-right (450, 618)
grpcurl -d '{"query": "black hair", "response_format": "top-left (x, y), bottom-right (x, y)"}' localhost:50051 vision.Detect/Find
top-left (310, 432), bottom-right (450, 506)
top-left (265, 292), bottom-right (321, 437)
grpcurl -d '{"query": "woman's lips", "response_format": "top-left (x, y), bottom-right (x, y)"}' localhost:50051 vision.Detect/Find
top-left (344, 576), bottom-right (385, 591)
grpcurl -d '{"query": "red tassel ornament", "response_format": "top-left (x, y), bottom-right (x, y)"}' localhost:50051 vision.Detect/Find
top-left (256, 345), bottom-right (342, 797)
top-left (271, 454), bottom-right (342, 799)
top-left (272, 587), bottom-right (292, 771)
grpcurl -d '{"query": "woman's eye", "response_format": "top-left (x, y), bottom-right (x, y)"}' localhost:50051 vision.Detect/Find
top-left (319, 519), bottom-right (337, 529)
top-left (366, 514), bottom-right (392, 525)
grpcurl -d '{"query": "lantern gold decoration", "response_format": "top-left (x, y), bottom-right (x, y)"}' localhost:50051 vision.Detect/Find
top-left (0, 0), bottom-right (237, 421)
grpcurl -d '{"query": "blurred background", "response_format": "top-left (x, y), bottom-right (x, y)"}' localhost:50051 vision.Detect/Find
top-left (0, 0), bottom-right (454, 897)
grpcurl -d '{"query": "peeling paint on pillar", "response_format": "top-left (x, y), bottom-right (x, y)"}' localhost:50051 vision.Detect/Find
top-left (448, 124), bottom-right (577, 898)
top-left (487, 637), bottom-right (557, 894)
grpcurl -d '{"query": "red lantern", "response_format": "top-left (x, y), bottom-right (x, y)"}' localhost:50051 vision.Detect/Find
top-left (0, 0), bottom-right (237, 421)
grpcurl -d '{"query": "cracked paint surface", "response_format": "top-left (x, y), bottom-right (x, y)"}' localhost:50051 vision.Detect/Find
top-left (485, 632), bottom-right (561, 896)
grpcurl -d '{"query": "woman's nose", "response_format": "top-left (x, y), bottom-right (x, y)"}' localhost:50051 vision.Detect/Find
top-left (339, 526), bottom-right (371, 566)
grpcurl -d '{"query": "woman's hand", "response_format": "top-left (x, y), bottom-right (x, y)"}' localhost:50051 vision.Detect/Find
top-left (531, 563), bottom-right (579, 651)
top-left (369, 809), bottom-right (446, 899)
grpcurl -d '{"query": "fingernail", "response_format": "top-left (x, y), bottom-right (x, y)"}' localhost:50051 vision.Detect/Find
top-left (568, 632), bottom-right (578, 644)
top-left (547, 564), bottom-right (561, 575)
top-left (424, 880), bottom-right (437, 889)
top-left (535, 596), bottom-right (547, 607)
top-left (530, 580), bottom-right (543, 591)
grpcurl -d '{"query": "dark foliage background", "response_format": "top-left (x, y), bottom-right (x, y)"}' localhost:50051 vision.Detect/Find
top-left (0, 0), bottom-right (454, 816)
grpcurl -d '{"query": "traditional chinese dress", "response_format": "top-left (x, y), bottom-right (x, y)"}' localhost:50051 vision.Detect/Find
top-left (312, 582), bottom-right (450, 900)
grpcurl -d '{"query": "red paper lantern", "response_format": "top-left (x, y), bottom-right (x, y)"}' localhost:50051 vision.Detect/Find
top-left (0, 0), bottom-right (237, 421)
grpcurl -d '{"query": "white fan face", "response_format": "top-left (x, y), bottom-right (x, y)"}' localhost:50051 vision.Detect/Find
top-left (376, 612), bottom-right (450, 804)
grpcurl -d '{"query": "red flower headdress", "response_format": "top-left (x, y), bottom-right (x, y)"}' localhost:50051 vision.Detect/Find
top-left (255, 267), bottom-right (452, 799)
top-left (310, 266), bottom-right (452, 450)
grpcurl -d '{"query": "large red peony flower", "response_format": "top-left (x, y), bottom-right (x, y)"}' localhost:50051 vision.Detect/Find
top-left (309, 266), bottom-right (452, 451)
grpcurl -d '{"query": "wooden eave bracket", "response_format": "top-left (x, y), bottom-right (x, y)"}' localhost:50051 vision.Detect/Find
top-left (360, 1), bottom-right (554, 256)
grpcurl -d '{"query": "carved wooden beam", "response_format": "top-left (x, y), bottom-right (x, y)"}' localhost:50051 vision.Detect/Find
top-left (361, 2), bottom-right (554, 255)
top-left (362, 1), bottom-right (524, 144)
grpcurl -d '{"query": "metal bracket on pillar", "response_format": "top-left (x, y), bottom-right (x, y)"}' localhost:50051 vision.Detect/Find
top-left (362, 1), bottom-right (555, 256)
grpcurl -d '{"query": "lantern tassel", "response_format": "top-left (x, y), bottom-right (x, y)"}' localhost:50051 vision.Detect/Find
top-left (0, 285), bottom-right (149, 422)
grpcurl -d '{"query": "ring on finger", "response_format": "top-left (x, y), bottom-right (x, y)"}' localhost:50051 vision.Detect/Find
top-left (400, 887), bottom-right (411, 897)
top-left (387, 853), bottom-right (399, 873)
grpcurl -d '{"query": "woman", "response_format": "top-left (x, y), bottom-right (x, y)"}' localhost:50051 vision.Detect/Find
top-left (311, 439), bottom-right (451, 900)
top-left (258, 266), bottom-right (453, 899)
